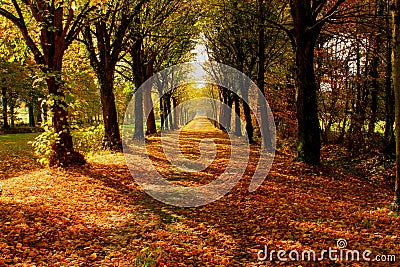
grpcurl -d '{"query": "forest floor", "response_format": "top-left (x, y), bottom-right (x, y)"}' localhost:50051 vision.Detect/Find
top-left (0, 119), bottom-right (399, 266)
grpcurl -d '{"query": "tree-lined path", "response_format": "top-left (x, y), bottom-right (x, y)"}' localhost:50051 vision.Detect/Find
top-left (2, 0), bottom-right (400, 265)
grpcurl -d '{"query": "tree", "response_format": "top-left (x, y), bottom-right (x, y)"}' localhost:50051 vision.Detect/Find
top-left (385, 0), bottom-right (396, 158)
top-left (0, 0), bottom-right (95, 166)
top-left (204, 0), bottom-right (288, 144)
top-left (288, 0), bottom-right (348, 164)
top-left (0, 15), bottom-right (31, 129)
top-left (204, 0), bottom-right (255, 141)
top-left (62, 41), bottom-right (101, 125)
top-left (1, 86), bottom-right (9, 129)
top-left (0, 60), bottom-right (36, 129)
top-left (256, 0), bottom-right (274, 151)
top-left (82, 0), bottom-right (146, 151)
top-left (121, 0), bottom-right (198, 138)
top-left (391, 0), bottom-right (400, 211)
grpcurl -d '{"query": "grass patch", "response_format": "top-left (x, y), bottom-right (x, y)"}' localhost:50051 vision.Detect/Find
top-left (0, 132), bottom-right (40, 177)
top-left (0, 132), bottom-right (39, 153)
top-left (123, 119), bottom-right (164, 133)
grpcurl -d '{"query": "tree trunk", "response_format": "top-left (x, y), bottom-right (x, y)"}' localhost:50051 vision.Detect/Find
top-left (290, 1), bottom-right (325, 164)
top-left (165, 96), bottom-right (170, 130)
top-left (338, 95), bottom-right (350, 144)
top-left (237, 66), bottom-right (253, 142)
top-left (144, 83), bottom-right (157, 135)
top-left (130, 40), bottom-right (157, 137)
top-left (9, 96), bottom-right (15, 128)
top-left (173, 97), bottom-right (179, 129)
top-left (99, 73), bottom-right (122, 151)
top-left (227, 96), bottom-right (233, 132)
top-left (157, 76), bottom-right (168, 131)
top-left (291, 1), bottom-right (322, 164)
top-left (144, 59), bottom-right (157, 135)
top-left (160, 96), bottom-right (165, 130)
top-left (350, 42), bottom-right (370, 150)
top-left (219, 89), bottom-right (230, 132)
top-left (257, 0), bottom-right (272, 151)
top-left (384, 63), bottom-right (395, 156)
top-left (47, 76), bottom-right (85, 167)
top-left (131, 40), bottom-right (145, 140)
top-left (28, 105), bottom-right (35, 127)
top-left (1, 87), bottom-right (9, 130)
top-left (368, 2), bottom-right (384, 137)
top-left (167, 95), bottom-right (174, 130)
top-left (234, 95), bottom-right (241, 136)
top-left (295, 40), bottom-right (321, 164)
top-left (369, 50), bottom-right (380, 136)
top-left (134, 87), bottom-right (145, 140)
top-left (36, 105), bottom-right (43, 126)
top-left (385, 1), bottom-right (396, 158)
top-left (164, 96), bottom-right (170, 130)
top-left (242, 82), bottom-right (254, 143)
top-left (391, 0), bottom-right (400, 211)
top-left (42, 103), bottom-right (48, 123)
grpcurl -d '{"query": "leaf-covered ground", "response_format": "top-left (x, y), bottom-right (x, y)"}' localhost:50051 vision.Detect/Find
top-left (0, 122), bottom-right (399, 266)
top-left (0, 133), bottom-right (39, 179)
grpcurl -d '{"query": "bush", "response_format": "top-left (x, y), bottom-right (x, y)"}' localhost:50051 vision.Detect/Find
top-left (31, 123), bottom-right (60, 166)
top-left (31, 124), bottom-right (104, 164)
top-left (73, 124), bottom-right (104, 154)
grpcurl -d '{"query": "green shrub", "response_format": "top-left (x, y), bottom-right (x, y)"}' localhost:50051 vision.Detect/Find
top-left (32, 124), bottom-right (104, 164)
top-left (31, 123), bottom-right (60, 166)
top-left (73, 124), bottom-right (104, 154)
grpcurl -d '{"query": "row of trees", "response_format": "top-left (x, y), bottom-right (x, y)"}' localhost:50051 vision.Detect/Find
top-left (203, 0), bottom-right (365, 164)
top-left (0, 0), bottom-right (200, 165)
top-left (201, 0), bottom-right (399, 209)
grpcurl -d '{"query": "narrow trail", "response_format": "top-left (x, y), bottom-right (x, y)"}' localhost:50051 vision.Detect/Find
top-left (145, 116), bottom-right (233, 186)
top-left (180, 116), bottom-right (217, 132)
